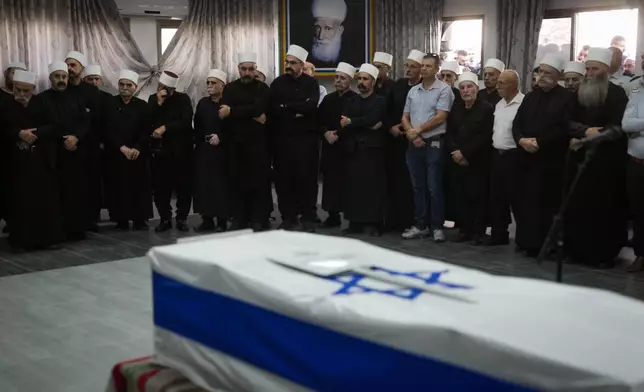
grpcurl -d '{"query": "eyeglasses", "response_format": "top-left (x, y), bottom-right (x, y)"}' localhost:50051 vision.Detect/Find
top-left (206, 81), bottom-right (217, 85)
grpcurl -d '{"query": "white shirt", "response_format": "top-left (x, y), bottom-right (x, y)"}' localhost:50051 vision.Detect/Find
top-left (621, 80), bottom-right (644, 159)
top-left (318, 85), bottom-right (327, 106)
top-left (492, 92), bottom-right (524, 150)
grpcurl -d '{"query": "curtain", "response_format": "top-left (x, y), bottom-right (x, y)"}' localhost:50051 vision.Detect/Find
top-left (497, 0), bottom-right (546, 92)
top-left (375, 0), bottom-right (444, 78)
top-left (137, 0), bottom-right (277, 106)
top-left (0, 0), bottom-right (151, 92)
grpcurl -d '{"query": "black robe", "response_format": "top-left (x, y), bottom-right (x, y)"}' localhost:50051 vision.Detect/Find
top-left (375, 78), bottom-right (396, 100)
top-left (383, 78), bottom-right (419, 230)
top-left (193, 96), bottom-right (229, 218)
top-left (341, 92), bottom-right (387, 223)
top-left (0, 89), bottom-right (11, 222)
top-left (512, 85), bottom-right (575, 251)
top-left (147, 92), bottom-right (194, 159)
top-left (445, 99), bottom-right (494, 235)
top-left (319, 89), bottom-right (356, 214)
top-left (39, 88), bottom-right (92, 234)
top-left (478, 88), bottom-right (502, 107)
top-left (564, 83), bottom-right (629, 265)
top-left (0, 95), bottom-right (64, 249)
top-left (103, 96), bottom-right (153, 222)
top-left (222, 79), bottom-right (272, 224)
top-left (444, 86), bottom-right (464, 223)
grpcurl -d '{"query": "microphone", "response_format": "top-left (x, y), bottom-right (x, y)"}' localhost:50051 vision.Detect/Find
top-left (570, 125), bottom-right (622, 148)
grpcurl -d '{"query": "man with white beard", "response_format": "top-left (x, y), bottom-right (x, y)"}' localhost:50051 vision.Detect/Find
top-left (310, 0), bottom-right (347, 67)
top-left (564, 47), bottom-right (629, 268)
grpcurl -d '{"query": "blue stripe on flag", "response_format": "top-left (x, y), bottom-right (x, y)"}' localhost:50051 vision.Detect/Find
top-left (153, 271), bottom-right (535, 392)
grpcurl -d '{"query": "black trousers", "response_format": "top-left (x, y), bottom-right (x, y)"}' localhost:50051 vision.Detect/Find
top-left (151, 153), bottom-right (193, 221)
top-left (489, 149), bottom-right (518, 237)
top-left (274, 134), bottom-right (319, 222)
top-left (628, 158), bottom-right (644, 257)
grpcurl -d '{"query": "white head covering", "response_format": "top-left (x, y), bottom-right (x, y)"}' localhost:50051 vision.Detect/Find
top-left (311, 0), bottom-right (347, 21)
top-left (286, 45), bottom-right (308, 63)
top-left (407, 50), bottom-right (425, 65)
top-left (84, 65), bottom-right (101, 78)
top-left (457, 71), bottom-right (479, 87)
top-left (238, 52), bottom-right (258, 64)
top-left (207, 69), bottom-right (227, 84)
top-left (358, 63), bottom-right (379, 80)
top-left (48, 61), bottom-right (69, 75)
top-left (65, 51), bottom-right (87, 67)
top-left (13, 70), bottom-right (37, 86)
top-left (119, 69), bottom-right (139, 86)
top-left (563, 61), bottom-right (586, 76)
top-left (256, 65), bottom-right (267, 77)
top-left (336, 62), bottom-right (356, 77)
top-left (586, 47), bottom-right (612, 67)
top-left (373, 52), bottom-right (393, 67)
top-left (484, 58), bottom-right (505, 73)
top-left (6, 62), bottom-right (27, 71)
top-left (441, 61), bottom-right (460, 75)
top-left (540, 53), bottom-right (564, 73)
top-left (159, 71), bottom-right (179, 88)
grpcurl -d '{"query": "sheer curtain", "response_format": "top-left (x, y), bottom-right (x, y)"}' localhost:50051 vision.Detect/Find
top-left (0, 0), bottom-right (151, 92)
top-left (375, 0), bottom-right (444, 78)
top-left (137, 0), bottom-right (278, 106)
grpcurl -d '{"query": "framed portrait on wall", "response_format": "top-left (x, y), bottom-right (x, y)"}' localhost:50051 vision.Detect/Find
top-left (279, 0), bottom-right (375, 76)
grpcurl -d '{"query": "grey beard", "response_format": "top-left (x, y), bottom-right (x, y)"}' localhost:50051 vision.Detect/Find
top-left (578, 77), bottom-right (608, 108)
top-left (312, 36), bottom-right (342, 63)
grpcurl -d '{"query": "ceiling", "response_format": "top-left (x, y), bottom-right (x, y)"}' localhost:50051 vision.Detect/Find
top-left (115, 0), bottom-right (189, 17)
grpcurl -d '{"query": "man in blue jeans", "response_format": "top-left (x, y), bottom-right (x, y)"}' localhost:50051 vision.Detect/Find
top-left (401, 53), bottom-right (454, 242)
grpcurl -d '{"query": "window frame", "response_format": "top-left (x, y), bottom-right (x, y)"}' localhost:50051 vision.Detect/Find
top-left (441, 15), bottom-right (485, 79)
top-left (157, 19), bottom-right (182, 61)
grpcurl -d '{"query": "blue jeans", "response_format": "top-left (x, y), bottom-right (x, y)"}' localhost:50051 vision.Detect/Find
top-left (406, 139), bottom-right (445, 230)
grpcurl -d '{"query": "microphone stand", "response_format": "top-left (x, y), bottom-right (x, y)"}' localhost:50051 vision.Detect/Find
top-left (536, 145), bottom-right (597, 282)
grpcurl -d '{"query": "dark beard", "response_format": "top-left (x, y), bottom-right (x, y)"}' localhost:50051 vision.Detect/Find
top-left (578, 75), bottom-right (609, 108)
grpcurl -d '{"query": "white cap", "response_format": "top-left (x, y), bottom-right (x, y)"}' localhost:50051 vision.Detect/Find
top-left (336, 62), bottom-right (356, 77)
top-left (484, 58), bottom-right (505, 73)
top-left (373, 52), bottom-right (393, 67)
top-left (563, 61), bottom-right (586, 76)
top-left (119, 69), bottom-right (139, 86)
top-left (84, 65), bottom-right (101, 77)
top-left (48, 61), bottom-right (69, 75)
top-left (6, 62), bottom-right (27, 71)
top-left (13, 70), bottom-right (37, 86)
top-left (256, 65), bottom-right (267, 77)
top-left (457, 71), bottom-right (479, 87)
top-left (358, 63), bottom-right (379, 80)
top-left (540, 53), bottom-right (564, 72)
top-left (65, 51), bottom-right (87, 67)
top-left (441, 61), bottom-right (460, 75)
top-left (159, 71), bottom-right (179, 88)
top-left (311, 0), bottom-right (347, 21)
top-left (586, 47), bottom-right (612, 67)
top-left (238, 52), bottom-right (257, 64)
top-left (286, 45), bottom-right (308, 63)
top-left (407, 50), bottom-right (425, 65)
top-left (207, 69), bottom-right (227, 84)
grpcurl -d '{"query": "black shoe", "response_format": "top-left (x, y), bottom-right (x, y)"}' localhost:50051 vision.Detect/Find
top-left (342, 223), bottom-right (363, 235)
top-left (278, 219), bottom-right (296, 231)
top-left (155, 220), bottom-right (172, 233)
top-left (133, 221), bottom-right (148, 231)
top-left (229, 220), bottom-right (249, 231)
top-left (322, 214), bottom-right (342, 228)
top-left (454, 232), bottom-right (473, 243)
top-left (302, 220), bottom-right (316, 233)
top-left (472, 234), bottom-right (485, 246)
top-left (115, 221), bottom-right (129, 231)
top-left (216, 218), bottom-right (228, 232)
top-left (87, 224), bottom-right (99, 233)
top-left (484, 235), bottom-right (510, 246)
top-left (251, 222), bottom-right (264, 232)
top-left (176, 219), bottom-right (189, 232)
top-left (523, 248), bottom-right (540, 258)
top-left (367, 225), bottom-right (382, 237)
top-left (197, 219), bottom-right (215, 232)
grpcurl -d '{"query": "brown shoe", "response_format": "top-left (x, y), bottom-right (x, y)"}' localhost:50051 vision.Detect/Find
top-left (626, 257), bottom-right (644, 273)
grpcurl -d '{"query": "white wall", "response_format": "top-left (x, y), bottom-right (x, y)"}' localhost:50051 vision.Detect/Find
top-left (129, 17), bottom-right (158, 66)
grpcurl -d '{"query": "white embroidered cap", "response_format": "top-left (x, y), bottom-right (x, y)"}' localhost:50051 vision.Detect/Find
top-left (358, 63), bottom-right (379, 80)
top-left (540, 53), bottom-right (564, 72)
top-left (457, 71), bottom-right (479, 87)
top-left (6, 61), bottom-right (27, 71)
top-left (373, 51), bottom-right (393, 67)
top-left (13, 70), bottom-right (37, 86)
top-left (311, 0), bottom-right (347, 21)
top-left (159, 71), bottom-right (179, 88)
top-left (586, 47), bottom-right (612, 67)
top-left (441, 61), bottom-right (460, 75)
top-left (336, 62), bottom-right (356, 77)
top-left (48, 61), bottom-right (69, 75)
top-left (484, 58), bottom-right (505, 73)
top-left (407, 49), bottom-right (425, 65)
top-left (119, 69), bottom-right (139, 86)
top-left (65, 51), bottom-right (87, 67)
top-left (286, 45), bottom-right (309, 63)
top-left (563, 61), bottom-right (586, 76)
top-left (84, 65), bottom-right (101, 77)
top-left (207, 69), bottom-right (227, 84)
top-left (238, 52), bottom-right (258, 64)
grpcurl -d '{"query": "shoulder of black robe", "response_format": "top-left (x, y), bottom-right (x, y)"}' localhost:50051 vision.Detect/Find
top-left (194, 96), bottom-right (221, 138)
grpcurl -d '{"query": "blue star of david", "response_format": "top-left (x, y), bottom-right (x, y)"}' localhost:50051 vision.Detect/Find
top-left (328, 266), bottom-right (474, 300)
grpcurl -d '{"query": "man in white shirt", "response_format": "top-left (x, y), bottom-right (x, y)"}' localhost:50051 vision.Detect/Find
top-left (487, 70), bottom-right (524, 246)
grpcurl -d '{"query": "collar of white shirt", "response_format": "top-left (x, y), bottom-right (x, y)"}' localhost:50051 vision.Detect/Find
top-left (500, 91), bottom-right (524, 107)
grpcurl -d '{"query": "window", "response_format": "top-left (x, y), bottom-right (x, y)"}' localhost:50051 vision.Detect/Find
top-left (441, 17), bottom-right (484, 77)
top-left (157, 20), bottom-right (182, 60)
top-left (536, 16), bottom-right (572, 66)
